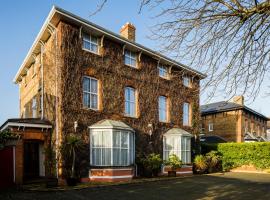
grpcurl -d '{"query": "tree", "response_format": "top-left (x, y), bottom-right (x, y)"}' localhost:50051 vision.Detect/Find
top-left (92, 0), bottom-right (270, 101)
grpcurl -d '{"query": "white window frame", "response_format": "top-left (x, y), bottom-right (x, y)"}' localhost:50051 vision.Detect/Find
top-left (163, 134), bottom-right (191, 164)
top-left (183, 76), bottom-right (191, 87)
top-left (90, 129), bottom-right (135, 166)
top-left (82, 32), bottom-right (99, 54)
top-left (83, 76), bottom-right (99, 110)
top-left (124, 49), bottom-right (137, 68)
top-left (208, 123), bottom-right (213, 132)
top-left (183, 102), bottom-right (191, 126)
top-left (159, 96), bottom-right (168, 122)
top-left (158, 65), bottom-right (169, 79)
top-left (125, 87), bottom-right (137, 117)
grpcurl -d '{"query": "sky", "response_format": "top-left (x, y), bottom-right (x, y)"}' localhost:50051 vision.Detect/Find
top-left (0, 0), bottom-right (269, 124)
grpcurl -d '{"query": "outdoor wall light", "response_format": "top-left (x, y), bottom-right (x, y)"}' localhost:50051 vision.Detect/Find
top-left (74, 121), bottom-right (78, 133)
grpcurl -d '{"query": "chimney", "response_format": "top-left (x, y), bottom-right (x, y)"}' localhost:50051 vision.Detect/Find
top-left (231, 96), bottom-right (244, 105)
top-left (120, 22), bottom-right (136, 42)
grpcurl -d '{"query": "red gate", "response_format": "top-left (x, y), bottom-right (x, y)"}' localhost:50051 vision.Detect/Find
top-left (0, 146), bottom-right (14, 188)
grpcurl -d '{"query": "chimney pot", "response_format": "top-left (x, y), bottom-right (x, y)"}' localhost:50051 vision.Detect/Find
top-left (231, 96), bottom-right (244, 105)
top-left (120, 22), bottom-right (136, 42)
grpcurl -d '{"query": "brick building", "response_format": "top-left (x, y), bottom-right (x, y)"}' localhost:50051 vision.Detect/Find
top-left (0, 6), bottom-right (205, 184)
top-left (201, 96), bottom-right (268, 142)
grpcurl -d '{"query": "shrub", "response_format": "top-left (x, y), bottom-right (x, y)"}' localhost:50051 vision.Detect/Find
top-left (217, 142), bottom-right (270, 171)
top-left (141, 153), bottom-right (163, 177)
top-left (194, 154), bottom-right (208, 173)
top-left (205, 151), bottom-right (222, 173)
top-left (164, 154), bottom-right (182, 171)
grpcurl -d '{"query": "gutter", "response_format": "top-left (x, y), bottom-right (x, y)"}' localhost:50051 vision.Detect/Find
top-left (13, 6), bottom-right (206, 83)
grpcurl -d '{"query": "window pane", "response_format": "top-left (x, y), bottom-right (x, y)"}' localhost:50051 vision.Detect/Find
top-left (113, 131), bottom-right (121, 147)
top-left (83, 77), bottom-right (90, 92)
top-left (183, 103), bottom-right (190, 125)
top-left (125, 87), bottom-right (136, 116)
top-left (102, 148), bottom-right (112, 165)
top-left (91, 79), bottom-right (97, 93)
top-left (91, 35), bottom-right (98, 44)
top-left (121, 132), bottom-right (128, 148)
top-left (125, 56), bottom-right (130, 66)
top-left (113, 149), bottom-right (121, 166)
top-left (90, 94), bottom-right (98, 109)
top-left (121, 149), bottom-right (128, 165)
top-left (90, 43), bottom-right (98, 53)
top-left (83, 93), bottom-right (90, 108)
top-left (159, 96), bottom-right (167, 121)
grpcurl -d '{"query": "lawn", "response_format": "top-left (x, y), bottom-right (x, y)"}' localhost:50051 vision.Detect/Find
top-left (1, 172), bottom-right (270, 200)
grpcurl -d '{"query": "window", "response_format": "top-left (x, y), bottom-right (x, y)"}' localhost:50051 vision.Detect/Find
top-left (208, 123), bottom-right (213, 132)
top-left (183, 102), bottom-right (191, 126)
top-left (163, 135), bottom-right (191, 164)
top-left (83, 76), bottom-right (98, 110)
top-left (124, 50), bottom-right (137, 68)
top-left (82, 32), bottom-right (98, 53)
top-left (125, 87), bottom-right (137, 117)
top-left (32, 97), bottom-right (37, 118)
top-left (183, 76), bottom-right (191, 87)
top-left (90, 130), bottom-right (135, 166)
top-left (159, 96), bottom-right (168, 122)
top-left (158, 65), bottom-right (168, 79)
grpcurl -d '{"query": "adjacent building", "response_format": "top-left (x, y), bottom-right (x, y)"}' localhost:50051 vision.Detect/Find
top-left (0, 6), bottom-right (205, 184)
top-left (201, 96), bottom-right (268, 142)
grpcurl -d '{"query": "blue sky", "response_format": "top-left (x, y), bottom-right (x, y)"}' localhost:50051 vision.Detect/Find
top-left (0, 0), bottom-right (269, 124)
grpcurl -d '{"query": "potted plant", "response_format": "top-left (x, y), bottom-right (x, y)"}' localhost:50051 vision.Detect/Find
top-left (164, 154), bottom-right (182, 177)
top-left (194, 154), bottom-right (208, 174)
top-left (63, 134), bottom-right (83, 186)
top-left (142, 153), bottom-right (163, 177)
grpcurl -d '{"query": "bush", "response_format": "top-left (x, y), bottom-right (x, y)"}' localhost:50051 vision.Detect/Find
top-left (141, 153), bottom-right (163, 177)
top-left (205, 151), bottom-right (222, 173)
top-left (217, 142), bottom-right (270, 171)
top-left (200, 143), bottom-right (218, 155)
top-left (194, 155), bottom-right (208, 173)
top-left (164, 154), bottom-right (182, 171)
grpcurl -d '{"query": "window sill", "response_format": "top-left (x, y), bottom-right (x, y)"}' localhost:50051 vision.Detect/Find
top-left (159, 76), bottom-right (170, 80)
top-left (82, 48), bottom-right (100, 56)
top-left (159, 120), bottom-right (170, 124)
top-left (124, 64), bottom-right (138, 69)
top-left (124, 114), bottom-right (139, 119)
top-left (82, 107), bottom-right (100, 112)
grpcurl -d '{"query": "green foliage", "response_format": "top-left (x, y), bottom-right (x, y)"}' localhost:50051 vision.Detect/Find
top-left (44, 146), bottom-right (57, 177)
top-left (0, 130), bottom-right (18, 149)
top-left (142, 153), bottom-right (163, 171)
top-left (205, 151), bottom-right (222, 173)
top-left (217, 142), bottom-right (270, 171)
top-left (194, 155), bottom-right (208, 172)
top-left (164, 154), bottom-right (182, 171)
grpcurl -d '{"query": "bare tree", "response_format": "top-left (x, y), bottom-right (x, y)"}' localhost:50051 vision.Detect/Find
top-left (92, 0), bottom-right (270, 101)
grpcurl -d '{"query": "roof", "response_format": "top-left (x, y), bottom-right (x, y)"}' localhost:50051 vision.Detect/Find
top-left (164, 128), bottom-right (192, 137)
top-left (201, 101), bottom-right (269, 119)
top-left (199, 135), bottom-right (227, 143)
top-left (14, 5), bottom-right (206, 83)
top-left (0, 118), bottom-right (52, 131)
top-left (89, 119), bottom-right (134, 131)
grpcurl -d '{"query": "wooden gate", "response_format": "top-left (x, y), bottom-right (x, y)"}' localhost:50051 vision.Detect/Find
top-left (0, 146), bottom-right (14, 188)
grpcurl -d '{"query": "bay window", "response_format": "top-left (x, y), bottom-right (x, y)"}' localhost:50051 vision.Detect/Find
top-left (83, 76), bottom-right (98, 110)
top-left (90, 120), bottom-right (135, 166)
top-left (163, 129), bottom-right (192, 164)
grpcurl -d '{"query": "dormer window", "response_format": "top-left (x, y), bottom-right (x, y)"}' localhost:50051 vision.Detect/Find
top-left (158, 65), bottom-right (169, 79)
top-left (183, 76), bottom-right (191, 87)
top-left (82, 32), bottom-right (98, 54)
top-left (124, 49), bottom-right (137, 68)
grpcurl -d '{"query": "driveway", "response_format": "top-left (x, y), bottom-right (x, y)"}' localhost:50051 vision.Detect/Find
top-left (1, 172), bottom-right (270, 200)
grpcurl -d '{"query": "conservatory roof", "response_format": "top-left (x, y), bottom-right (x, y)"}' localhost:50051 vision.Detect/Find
top-left (89, 119), bottom-right (134, 131)
top-left (164, 128), bottom-right (192, 137)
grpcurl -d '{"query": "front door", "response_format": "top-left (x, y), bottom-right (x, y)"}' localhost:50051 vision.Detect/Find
top-left (24, 141), bottom-right (40, 180)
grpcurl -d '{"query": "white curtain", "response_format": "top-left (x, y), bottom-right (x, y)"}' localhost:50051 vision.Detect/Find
top-left (91, 129), bottom-right (134, 166)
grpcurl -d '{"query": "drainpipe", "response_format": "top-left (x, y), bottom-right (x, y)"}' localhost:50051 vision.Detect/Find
top-left (48, 22), bottom-right (59, 178)
top-left (39, 41), bottom-right (45, 120)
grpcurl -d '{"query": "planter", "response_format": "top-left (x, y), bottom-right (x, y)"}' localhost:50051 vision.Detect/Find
top-left (168, 170), bottom-right (176, 177)
top-left (46, 177), bottom-right (58, 188)
top-left (66, 177), bottom-right (77, 186)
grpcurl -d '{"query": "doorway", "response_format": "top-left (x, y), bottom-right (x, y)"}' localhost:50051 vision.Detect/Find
top-left (24, 141), bottom-right (40, 180)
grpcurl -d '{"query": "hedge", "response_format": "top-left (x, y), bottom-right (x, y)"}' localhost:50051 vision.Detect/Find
top-left (217, 142), bottom-right (270, 171)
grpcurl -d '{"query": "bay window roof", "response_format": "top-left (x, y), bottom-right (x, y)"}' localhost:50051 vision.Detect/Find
top-left (89, 119), bottom-right (134, 131)
top-left (164, 128), bottom-right (192, 137)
